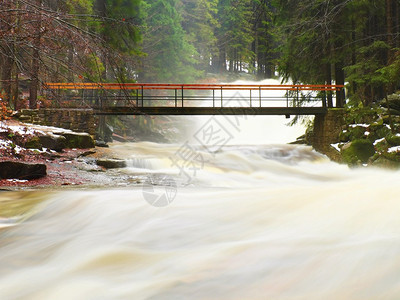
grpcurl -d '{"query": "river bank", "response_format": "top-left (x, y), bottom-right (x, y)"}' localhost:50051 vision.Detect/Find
top-left (304, 97), bottom-right (400, 169)
top-left (0, 120), bottom-right (148, 190)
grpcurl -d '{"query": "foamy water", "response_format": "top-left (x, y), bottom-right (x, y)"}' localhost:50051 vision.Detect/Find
top-left (0, 141), bottom-right (400, 299)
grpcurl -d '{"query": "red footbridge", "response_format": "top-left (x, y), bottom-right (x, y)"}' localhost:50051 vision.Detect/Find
top-left (44, 83), bottom-right (344, 116)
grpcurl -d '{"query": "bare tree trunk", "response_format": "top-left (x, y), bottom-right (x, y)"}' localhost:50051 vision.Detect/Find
top-left (323, 33), bottom-right (333, 107)
top-left (386, 0), bottom-right (393, 53)
top-left (12, 0), bottom-right (21, 110)
top-left (395, 0), bottom-right (399, 48)
top-left (0, 0), bottom-right (13, 103)
top-left (335, 62), bottom-right (345, 107)
top-left (1, 53), bottom-right (13, 103)
top-left (96, 0), bottom-right (108, 81)
top-left (325, 63), bottom-right (333, 107)
top-left (386, 0), bottom-right (394, 94)
top-left (29, 0), bottom-right (42, 109)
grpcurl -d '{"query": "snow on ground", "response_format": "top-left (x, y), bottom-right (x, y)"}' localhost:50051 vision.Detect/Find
top-left (388, 146), bottom-right (400, 153)
top-left (349, 124), bottom-right (370, 128)
top-left (26, 124), bottom-right (74, 134)
top-left (374, 138), bottom-right (386, 146)
top-left (0, 122), bottom-right (77, 137)
top-left (0, 139), bottom-right (25, 154)
top-left (0, 122), bottom-right (45, 136)
top-left (330, 143), bottom-right (342, 152)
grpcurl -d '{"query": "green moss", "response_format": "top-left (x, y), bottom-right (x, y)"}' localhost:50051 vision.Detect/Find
top-left (374, 125), bottom-right (391, 138)
top-left (348, 126), bottom-right (367, 139)
top-left (339, 130), bottom-right (351, 142)
top-left (367, 123), bottom-right (389, 142)
top-left (371, 156), bottom-right (400, 169)
top-left (63, 133), bottom-right (95, 149)
top-left (24, 136), bottom-right (42, 149)
top-left (386, 134), bottom-right (400, 146)
top-left (374, 138), bottom-right (389, 152)
top-left (342, 139), bottom-right (375, 165)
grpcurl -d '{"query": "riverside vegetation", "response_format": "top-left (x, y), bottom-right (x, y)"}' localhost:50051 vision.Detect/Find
top-left (305, 94), bottom-right (400, 169)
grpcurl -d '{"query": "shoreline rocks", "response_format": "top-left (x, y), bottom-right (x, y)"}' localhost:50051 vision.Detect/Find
top-left (0, 161), bottom-right (47, 180)
top-left (308, 103), bottom-right (400, 168)
top-left (96, 158), bottom-right (127, 169)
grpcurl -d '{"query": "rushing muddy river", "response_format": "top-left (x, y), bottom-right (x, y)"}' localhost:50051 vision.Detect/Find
top-left (1, 140), bottom-right (400, 299)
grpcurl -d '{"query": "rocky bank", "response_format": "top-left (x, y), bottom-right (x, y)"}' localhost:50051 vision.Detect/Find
top-left (302, 94), bottom-right (400, 168)
top-left (0, 120), bottom-right (136, 189)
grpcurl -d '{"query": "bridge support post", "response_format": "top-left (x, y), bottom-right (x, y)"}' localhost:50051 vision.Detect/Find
top-left (213, 90), bottom-right (215, 107)
top-left (181, 86), bottom-right (184, 107)
top-left (175, 89), bottom-right (177, 107)
top-left (312, 109), bottom-right (345, 158)
top-left (141, 85), bottom-right (144, 107)
top-left (221, 87), bottom-right (223, 107)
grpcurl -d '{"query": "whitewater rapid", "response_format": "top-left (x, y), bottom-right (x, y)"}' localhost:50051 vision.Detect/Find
top-left (0, 141), bottom-right (400, 299)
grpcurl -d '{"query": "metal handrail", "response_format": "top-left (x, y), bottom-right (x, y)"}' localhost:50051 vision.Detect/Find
top-left (44, 82), bottom-right (344, 91)
top-left (42, 83), bottom-right (344, 113)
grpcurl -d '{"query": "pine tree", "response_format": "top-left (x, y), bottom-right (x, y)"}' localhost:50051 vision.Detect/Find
top-left (213, 0), bottom-right (254, 73)
top-left (181, 0), bottom-right (219, 72)
top-left (139, 0), bottom-right (199, 82)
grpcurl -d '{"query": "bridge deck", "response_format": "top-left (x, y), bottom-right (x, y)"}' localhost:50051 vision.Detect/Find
top-left (95, 106), bottom-right (327, 116)
top-left (44, 83), bottom-right (344, 116)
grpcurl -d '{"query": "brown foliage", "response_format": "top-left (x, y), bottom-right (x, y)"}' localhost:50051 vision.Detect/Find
top-left (0, 92), bottom-right (12, 121)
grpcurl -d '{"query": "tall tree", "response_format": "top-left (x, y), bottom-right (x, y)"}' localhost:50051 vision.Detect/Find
top-left (139, 0), bottom-right (199, 82)
top-left (95, 0), bottom-right (142, 81)
top-left (274, 0), bottom-right (353, 107)
top-left (181, 0), bottom-right (219, 73)
top-left (213, 0), bottom-right (254, 73)
top-left (0, 0), bottom-right (14, 103)
top-left (252, 0), bottom-right (277, 78)
top-left (29, 0), bottom-right (42, 109)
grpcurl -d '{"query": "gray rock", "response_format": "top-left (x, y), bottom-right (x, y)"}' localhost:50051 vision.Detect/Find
top-left (62, 132), bottom-right (95, 149)
top-left (0, 161), bottom-right (47, 180)
top-left (24, 136), bottom-right (42, 149)
top-left (96, 159), bottom-right (127, 169)
top-left (39, 134), bottom-right (66, 152)
top-left (78, 150), bottom-right (96, 157)
top-left (95, 140), bottom-right (109, 148)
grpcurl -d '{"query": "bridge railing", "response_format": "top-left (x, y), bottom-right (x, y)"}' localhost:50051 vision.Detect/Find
top-left (43, 83), bottom-right (344, 111)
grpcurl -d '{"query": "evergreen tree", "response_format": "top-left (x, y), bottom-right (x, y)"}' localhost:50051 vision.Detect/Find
top-left (139, 0), bottom-right (200, 82)
top-left (213, 0), bottom-right (254, 73)
top-left (94, 0), bottom-right (142, 81)
top-left (274, 0), bottom-right (353, 107)
top-left (181, 0), bottom-right (219, 73)
top-left (252, 0), bottom-right (277, 78)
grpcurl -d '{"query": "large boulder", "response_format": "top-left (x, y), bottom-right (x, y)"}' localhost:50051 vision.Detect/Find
top-left (39, 134), bottom-right (66, 152)
top-left (386, 133), bottom-right (400, 146)
top-left (62, 132), bottom-right (95, 149)
top-left (342, 139), bottom-right (375, 165)
top-left (0, 161), bottom-right (47, 180)
top-left (96, 159), bottom-right (127, 169)
top-left (371, 156), bottom-right (400, 169)
top-left (95, 140), bottom-right (109, 148)
top-left (23, 136), bottom-right (42, 149)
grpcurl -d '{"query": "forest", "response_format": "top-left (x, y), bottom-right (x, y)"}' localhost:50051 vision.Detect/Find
top-left (0, 0), bottom-right (399, 110)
